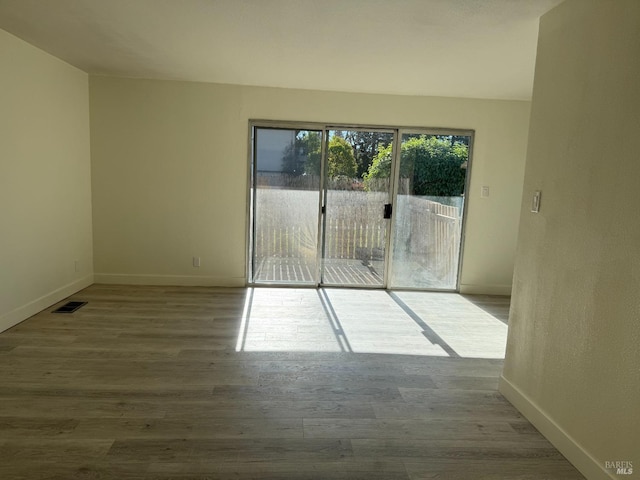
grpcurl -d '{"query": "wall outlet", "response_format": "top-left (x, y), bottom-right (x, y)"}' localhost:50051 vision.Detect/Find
top-left (481, 186), bottom-right (490, 198)
top-left (193, 256), bottom-right (201, 268)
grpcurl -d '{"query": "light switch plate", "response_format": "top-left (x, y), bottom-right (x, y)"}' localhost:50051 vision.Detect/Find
top-left (531, 191), bottom-right (541, 213)
top-left (481, 186), bottom-right (490, 198)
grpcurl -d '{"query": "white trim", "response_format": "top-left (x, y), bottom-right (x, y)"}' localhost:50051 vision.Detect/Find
top-left (0, 274), bottom-right (94, 333)
top-left (94, 273), bottom-right (245, 287)
top-left (459, 283), bottom-right (512, 295)
top-left (499, 375), bottom-right (615, 480)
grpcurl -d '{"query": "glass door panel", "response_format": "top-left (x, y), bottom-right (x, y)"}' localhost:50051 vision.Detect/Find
top-left (321, 130), bottom-right (394, 287)
top-left (251, 127), bottom-right (322, 284)
top-left (390, 133), bottom-right (470, 290)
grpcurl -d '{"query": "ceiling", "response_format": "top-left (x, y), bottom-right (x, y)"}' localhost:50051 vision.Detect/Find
top-left (0, 0), bottom-right (564, 100)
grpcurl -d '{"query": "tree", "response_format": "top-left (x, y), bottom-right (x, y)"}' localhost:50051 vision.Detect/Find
top-left (343, 131), bottom-right (393, 178)
top-left (327, 136), bottom-right (357, 178)
top-left (281, 131), bottom-right (321, 176)
top-left (281, 133), bottom-right (357, 178)
top-left (361, 143), bottom-right (394, 190)
top-left (364, 135), bottom-right (468, 196)
top-left (282, 130), bottom-right (321, 175)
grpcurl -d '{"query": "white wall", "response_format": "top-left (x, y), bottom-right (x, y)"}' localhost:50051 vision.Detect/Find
top-left (500, 1), bottom-right (640, 478)
top-left (89, 76), bottom-right (530, 293)
top-left (0, 29), bottom-right (93, 332)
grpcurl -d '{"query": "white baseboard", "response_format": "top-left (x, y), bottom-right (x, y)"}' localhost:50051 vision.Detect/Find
top-left (499, 375), bottom-right (615, 480)
top-left (0, 274), bottom-right (94, 334)
top-left (459, 283), bottom-right (512, 295)
top-left (94, 273), bottom-right (245, 287)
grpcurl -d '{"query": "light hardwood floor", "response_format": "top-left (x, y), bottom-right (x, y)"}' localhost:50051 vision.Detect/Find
top-left (0, 285), bottom-right (584, 480)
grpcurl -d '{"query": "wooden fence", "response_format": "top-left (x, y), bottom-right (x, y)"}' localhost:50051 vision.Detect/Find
top-left (253, 188), bottom-right (462, 286)
top-left (323, 191), bottom-right (388, 261)
top-left (394, 196), bottom-right (461, 287)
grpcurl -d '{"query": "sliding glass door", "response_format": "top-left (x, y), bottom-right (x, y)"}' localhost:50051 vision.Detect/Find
top-left (249, 123), bottom-right (472, 291)
top-left (321, 129), bottom-right (394, 287)
top-left (251, 127), bottom-right (322, 284)
top-left (389, 132), bottom-right (471, 290)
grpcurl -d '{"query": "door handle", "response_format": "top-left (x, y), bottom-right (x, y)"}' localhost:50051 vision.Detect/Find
top-left (384, 203), bottom-right (393, 219)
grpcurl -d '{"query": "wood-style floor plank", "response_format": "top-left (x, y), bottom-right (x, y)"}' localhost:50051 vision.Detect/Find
top-left (0, 284), bottom-right (584, 479)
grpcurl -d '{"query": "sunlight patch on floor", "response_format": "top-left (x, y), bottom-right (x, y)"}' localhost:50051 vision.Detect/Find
top-left (321, 289), bottom-right (448, 356)
top-left (394, 291), bottom-right (508, 359)
top-left (238, 288), bottom-right (343, 353)
top-left (236, 288), bottom-right (507, 359)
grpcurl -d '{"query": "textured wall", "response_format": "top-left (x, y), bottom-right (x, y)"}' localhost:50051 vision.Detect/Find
top-left (502, 0), bottom-right (640, 477)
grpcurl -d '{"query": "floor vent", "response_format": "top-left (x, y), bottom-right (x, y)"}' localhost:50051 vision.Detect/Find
top-left (52, 301), bottom-right (87, 314)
